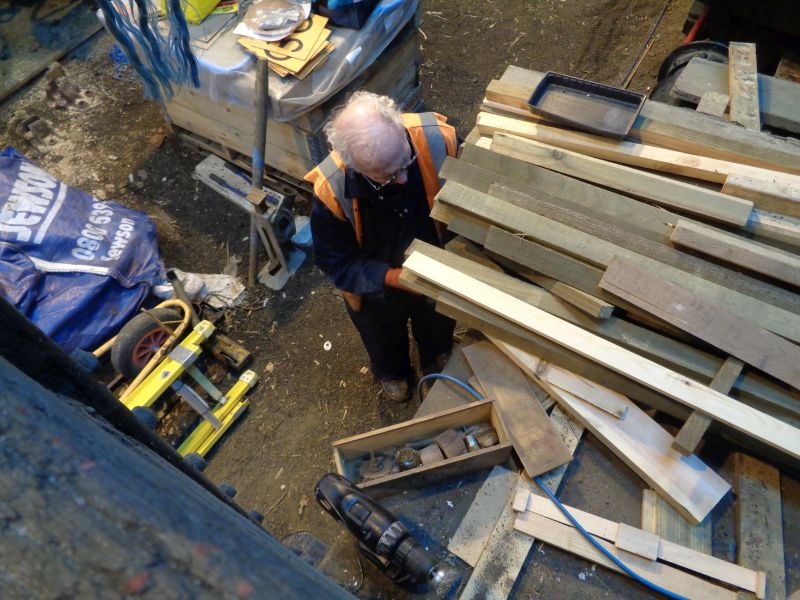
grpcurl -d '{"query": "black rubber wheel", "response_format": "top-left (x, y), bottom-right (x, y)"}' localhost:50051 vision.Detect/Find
top-left (111, 308), bottom-right (182, 379)
top-left (657, 41), bottom-right (728, 81)
top-left (649, 72), bottom-right (695, 108)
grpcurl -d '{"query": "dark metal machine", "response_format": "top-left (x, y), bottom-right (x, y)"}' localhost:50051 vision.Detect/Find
top-left (315, 473), bottom-right (444, 588)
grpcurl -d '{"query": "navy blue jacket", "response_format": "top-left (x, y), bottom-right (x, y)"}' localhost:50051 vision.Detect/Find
top-left (310, 160), bottom-right (442, 295)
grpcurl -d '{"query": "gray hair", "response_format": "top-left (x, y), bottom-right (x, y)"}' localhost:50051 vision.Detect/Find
top-left (324, 91), bottom-right (405, 170)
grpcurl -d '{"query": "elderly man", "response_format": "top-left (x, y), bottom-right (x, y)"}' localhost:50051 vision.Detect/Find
top-left (305, 92), bottom-right (458, 401)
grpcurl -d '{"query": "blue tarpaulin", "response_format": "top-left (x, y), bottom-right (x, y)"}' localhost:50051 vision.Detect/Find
top-left (0, 148), bottom-right (165, 352)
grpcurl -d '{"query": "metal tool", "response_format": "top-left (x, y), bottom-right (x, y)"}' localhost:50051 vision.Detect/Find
top-left (357, 452), bottom-right (393, 481)
top-left (178, 370), bottom-right (257, 459)
top-left (194, 153), bottom-right (305, 291)
top-left (315, 473), bottom-right (447, 588)
top-left (395, 447), bottom-right (422, 471)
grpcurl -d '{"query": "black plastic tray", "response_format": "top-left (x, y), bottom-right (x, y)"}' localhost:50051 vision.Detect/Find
top-left (527, 72), bottom-right (646, 138)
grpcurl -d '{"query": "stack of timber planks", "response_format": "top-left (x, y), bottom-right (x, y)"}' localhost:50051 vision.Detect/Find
top-left (165, 18), bottom-right (420, 181)
top-left (402, 64), bottom-right (800, 598)
top-left (406, 67), bottom-right (800, 464)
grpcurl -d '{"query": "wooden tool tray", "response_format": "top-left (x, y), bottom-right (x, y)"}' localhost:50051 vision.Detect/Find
top-left (332, 401), bottom-right (512, 497)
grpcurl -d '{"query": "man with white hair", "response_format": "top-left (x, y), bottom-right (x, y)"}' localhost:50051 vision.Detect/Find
top-left (305, 92), bottom-right (458, 401)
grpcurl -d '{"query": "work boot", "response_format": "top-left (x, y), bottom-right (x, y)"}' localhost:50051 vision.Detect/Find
top-left (380, 378), bottom-right (410, 402)
top-left (421, 352), bottom-right (451, 376)
top-left (419, 352), bottom-right (452, 398)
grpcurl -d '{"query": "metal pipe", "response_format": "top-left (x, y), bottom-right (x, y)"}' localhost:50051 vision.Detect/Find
top-left (249, 59), bottom-right (270, 286)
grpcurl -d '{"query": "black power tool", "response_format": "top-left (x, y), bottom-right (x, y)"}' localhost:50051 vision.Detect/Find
top-left (315, 473), bottom-right (444, 588)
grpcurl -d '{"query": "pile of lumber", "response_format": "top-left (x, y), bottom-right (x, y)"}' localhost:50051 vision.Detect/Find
top-left (400, 63), bottom-right (800, 598)
top-left (166, 16), bottom-right (420, 181)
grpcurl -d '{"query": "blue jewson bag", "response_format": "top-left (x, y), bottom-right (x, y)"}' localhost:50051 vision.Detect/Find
top-left (0, 148), bottom-right (166, 353)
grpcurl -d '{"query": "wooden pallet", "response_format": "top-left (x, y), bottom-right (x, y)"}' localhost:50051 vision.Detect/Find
top-left (165, 18), bottom-right (421, 179)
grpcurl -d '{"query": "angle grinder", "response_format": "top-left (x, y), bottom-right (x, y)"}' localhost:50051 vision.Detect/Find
top-left (315, 473), bottom-right (458, 593)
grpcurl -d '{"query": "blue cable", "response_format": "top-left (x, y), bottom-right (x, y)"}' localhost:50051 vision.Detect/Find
top-left (420, 372), bottom-right (686, 599)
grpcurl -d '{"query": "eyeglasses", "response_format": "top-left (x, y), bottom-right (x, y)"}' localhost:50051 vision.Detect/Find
top-left (362, 151), bottom-right (417, 192)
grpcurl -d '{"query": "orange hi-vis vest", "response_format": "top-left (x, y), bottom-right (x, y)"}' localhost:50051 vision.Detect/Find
top-left (304, 112), bottom-right (458, 247)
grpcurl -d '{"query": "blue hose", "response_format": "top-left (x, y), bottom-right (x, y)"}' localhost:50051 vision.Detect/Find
top-left (416, 373), bottom-right (484, 403)
top-left (420, 372), bottom-right (686, 599)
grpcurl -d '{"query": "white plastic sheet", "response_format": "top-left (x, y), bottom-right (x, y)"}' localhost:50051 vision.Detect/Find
top-left (187, 0), bottom-right (418, 122)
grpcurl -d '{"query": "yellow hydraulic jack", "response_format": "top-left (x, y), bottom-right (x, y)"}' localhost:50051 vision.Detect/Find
top-left (122, 319), bottom-right (257, 459)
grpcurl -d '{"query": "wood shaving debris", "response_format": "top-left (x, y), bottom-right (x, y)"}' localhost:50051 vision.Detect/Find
top-left (267, 493), bottom-right (287, 513)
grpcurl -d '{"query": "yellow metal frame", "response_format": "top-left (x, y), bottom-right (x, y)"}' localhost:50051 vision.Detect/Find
top-left (178, 370), bottom-right (257, 457)
top-left (122, 321), bottom-right (215, 410)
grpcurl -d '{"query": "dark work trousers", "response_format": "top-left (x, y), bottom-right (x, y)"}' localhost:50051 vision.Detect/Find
top-left (346, 289), bottom-right (456, 381)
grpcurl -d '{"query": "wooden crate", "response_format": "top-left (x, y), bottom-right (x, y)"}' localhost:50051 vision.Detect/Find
top-left (332, 401), bottom-right (512, 498)
top-left (166, 18), bottom-right (420, 180)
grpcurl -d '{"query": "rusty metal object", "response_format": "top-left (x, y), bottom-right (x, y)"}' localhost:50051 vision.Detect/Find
top-left (357, 453), bottom-right (392, 481)
top-left (434, 428), bottom-right (466, 458)
top-left (464, 434), bottom-right (481, 453)
top-left (395, 447), bottom-right (422, 471)
top-left (470, 423), bottom-right (499, 448)
top-left (418, 444), bottom-right (445, 466)
top-left (45, 62), bottom-right (95, 111)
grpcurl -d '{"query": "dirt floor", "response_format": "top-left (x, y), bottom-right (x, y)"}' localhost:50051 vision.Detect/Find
top-left (0, 0), bottom-right (741, 594)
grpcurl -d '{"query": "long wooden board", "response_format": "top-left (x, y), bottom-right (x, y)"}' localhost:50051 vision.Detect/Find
top-left (495, 341), bottom-right (730, 523)
top-left (675, 57), bottom-right (799, 134)
top-left (514, 512), bottom-right (737, 599)
top-left (462, 342), bottom-right (572, 477)
top-left (670, 219), bottom-right (800, 288)
top-left (641, 489), bottom-right (713, 555)
top-left (728, 42), bottom-right (762, 131)
top-left (454, 144), bottom-right (681, 240)
top-left (490, 66), bottom-right (800, 175)
top-left (439, 183), bottom-right (800, 342)
top-left (481, 102), bottom-right (800, 190)
top-left (447, 465), bottom-right (517, 566)
top-left (599, 257), bottom-right (800, 390)
top-left (735, 453), bottom-right (786, 600)
top-left (403, 250), bottom-right (800, 461)
top-left (488, 130), bottom-right (754, 225)
top-left (723, 173), bottom-right (800, 219)
top-left (493, 338), bottom-right (627, 419)
top-left (516, 491), bottom-right (764, 597)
